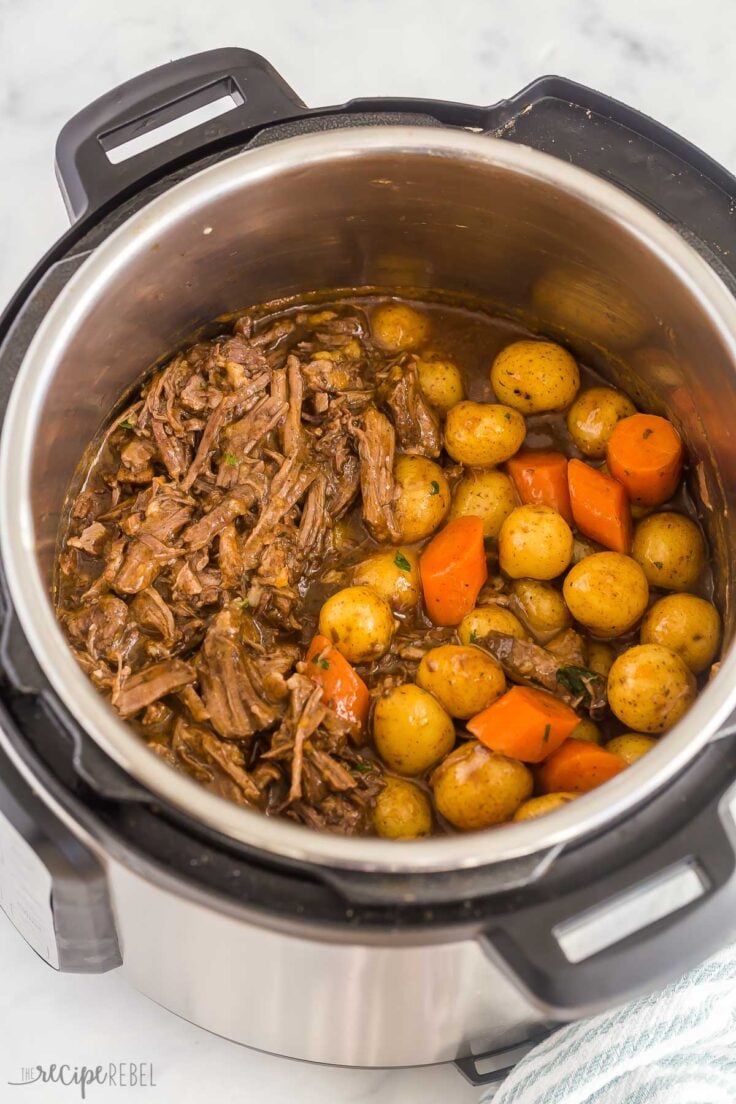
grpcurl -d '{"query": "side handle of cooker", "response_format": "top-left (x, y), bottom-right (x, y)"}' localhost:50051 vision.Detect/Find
top-left (479, 767), bottom-right (736, 1018)
top-left (55, 48), bottom-right (307, 222)
top-left (0, 708), bottom-right (121, 973)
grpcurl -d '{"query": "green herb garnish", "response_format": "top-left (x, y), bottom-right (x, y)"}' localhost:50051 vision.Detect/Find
top-left (542, 723), bottom-right (552, 744)
top-left (429, 480), bottom-right (440, 496)
top-left (643, 428), bottom-right (654, 439)
top-left (224, 452), bottom-right (238, 467)
top-left (469, 629), bottom-right (479, 644)
top-left (351, 762), bottom-right (374, 774)
top-left (313, 656), bottom-right (330, 670)
top-left (394, 551), bottom-right (412, 572)
top-left (555, 665), bottom-right (604, 707)
top-left (119, 419), bottom-right (135, 430)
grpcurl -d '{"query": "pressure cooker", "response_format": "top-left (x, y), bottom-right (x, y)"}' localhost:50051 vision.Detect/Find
top-left (1, 48), bottom-right (736, 1089)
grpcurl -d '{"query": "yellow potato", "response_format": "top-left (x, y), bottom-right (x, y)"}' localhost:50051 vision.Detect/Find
top-left (607, 644), bottom-right (696, 733)
top-left (352, 548), bottom-right (420, 613)
top-left (571, 718), bottom-right (602, 743)
top-left (586, 640), bottom-right (615, 679)
top-left (513, 793), bottom-right (578, 821)
top-left (563, 552), bottom-right (649, 637)
top-left (605, 734), bottom-right (658, 764)
top-left (491, 340), bottom-right (580, 414)
top-left (631, 513), bottom-right (706, 591)
top-left (444, 401), bottom-right (526, 467)
top-left (450, 469), bottom-right (516, 539)
top-left (458, 606), bottom-right (529, 645)
top-left (371, 302), bottom-right (430, 352)
top-left (641, 593), bottom-right (720, 674)
top-left (318, 585), bottom-right (395, 664)
top-left (431, 741), bottom-right (533, 830)
top-left (312, 338), bottom-right (362, 362)
top-left (394, 455), bottom-right (451, 543)
top-left (566, 387), bottom-right (637, 458)
top-left (499, 505), bottom-right (574, 581)
top-left (511, 579), bottom-right (572, 640)
top-left (415, 353), bottom-right (465, 414)
top-left (572, 536), bottom-right (602, 564)
top-left (373, 684), bottom-right (455, 775)
top-left (373, 777), bottom-right (433, 839)
top-left (417, 644), bottom-right (506, 720)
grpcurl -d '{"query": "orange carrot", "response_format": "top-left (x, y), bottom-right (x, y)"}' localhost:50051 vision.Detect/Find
top-left (305, 635), bottom-right (370, 729)
top-left (420, 515), bottom-right (488, 626)
top-left (507, 451), bottom-right (573, 524)
top-left (537, 738), bottom-right (627, 793)
top-left (568, 458), bottom-right (632, 553)
top-left (466, 686), bottom-right (580, 763)
top-left (606, 414), bottom-right (684, 507)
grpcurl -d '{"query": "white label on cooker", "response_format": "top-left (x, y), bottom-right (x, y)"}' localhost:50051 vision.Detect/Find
top-left (0, 814), bottom-right (59, 969)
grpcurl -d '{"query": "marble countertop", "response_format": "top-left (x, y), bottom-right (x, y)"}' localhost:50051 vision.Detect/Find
top-left (1, 0), bottom-right (735, 1100)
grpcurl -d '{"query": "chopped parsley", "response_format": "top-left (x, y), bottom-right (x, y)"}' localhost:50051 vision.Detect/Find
top-left (394, 551), bottom-right (412, 572)
top-left (224, 452), bottom-right (239, 467)
top-left (313, 656), bottom-right (330, 670)
top-left (429, 480), bottom-right (440, 496)
top-left (556, 665), bottom-right (603, 707)
top-left (351, 762), bottom-right (374, 774)
top-left (469, 629), bottom-right (479, 644)
top-left (642, 428), bottom-right (654, 439)
top-left (542, 723), bottom-right (552, 744)
top-left (119, 419), bottom-right (135, 430)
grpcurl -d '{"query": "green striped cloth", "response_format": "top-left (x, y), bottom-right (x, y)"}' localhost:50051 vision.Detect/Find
top-left (483, 944), bottom-right (736, 1103)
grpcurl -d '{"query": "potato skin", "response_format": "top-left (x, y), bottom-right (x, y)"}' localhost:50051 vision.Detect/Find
top-left (511, 579), bottom-right (572, 640)
top-left (605, 734), bottom-right (658, 764)
top-left (641, 593), bottom-right (721, 674)
top-left (459, 606), bottom-right (529, 645)
top-left (566, 387), bottom-right (637, 458)
top-left (371, 302), bottom-right (430, 352)
top-left (431, 741), bottom-right (533, 830)
top-left (499, 505), bottom-right (574, 581)
top-left (513, 792), bottom-right (578, 821)
top-left (417, 644), bottom-right (506, 720)
top-left (415, 354), bottom-right (465, 414)
top-left (571, 718), bottom-right (602, 743)
top-left (587, 640), bottom-right (615, 678)
top-left (318, 586), bottom-right (395, 664)
top-left (353, 548), bottom-right (420, 613)
top-left (373, 684), bottom-right (455, 776)
top-left (607, 644), bottom-right (696, 733)
top-left (444, 401), bottom-right (526, 467)
top-left (491, 339), bottom-right (580, 414)
top-left (394, 455), bottom-right (451, 543)
top-left (563, 552), bottom-right (649, 637)
top-left (450, 469), bottom-right (516, 539)
top-left (631, 512), bottom-right (706, 591)
top-left (373, 777), bottom-right (433, 839)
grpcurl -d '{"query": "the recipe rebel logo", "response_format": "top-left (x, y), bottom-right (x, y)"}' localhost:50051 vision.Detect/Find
top-left (8, 1062), bottom-right (156, 1098)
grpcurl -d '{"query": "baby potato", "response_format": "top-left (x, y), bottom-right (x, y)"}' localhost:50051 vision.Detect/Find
top-left (511, 579), bottom-right (572, 640)
top-left (631, 513), bottom-right (706, 591)
top-left (394, 455), bottom-right (451, 543)
top-left (318, 585), bottom-right (395, 664)
top-left (459, 605), bottom-right (529, 645)
top-left (563, 552), bottom-right (649, 637)
top-left (566, 387), bottom-right (637, 458)
top-left (586, 640), bottom-right (615, 679)
top-left (605, 734), bottom-right (658, 764)
top-left (640, 593), bottom-right (720, 674)
top-left (417, 644), bottom-right (506, 720)
top-left (444, 401), bottom-right (526, 467)
top-left (571, 718), bottom-right (602, 744)
top-left (513, 792), bottom-right (578, 821)
top-left (373, 684), bottom-right (455, 775)
top-left (607, 644), bottom-right (696, 733)
top-left (371, 302), bottom-right (430, 352)
top-left (415, 353), bottom-right (465, 414)
top-left (490, 339), bottom-right (580, 414)
top-left (352, 548), bottom-right (420, 613)
top-left (373, 777), bottom-right (433, 839)
top-left (450, 469), bottom-right (516, 540)
top-left (431, 741), bottom-right (533, 830)
top-left (499, 505), bottom-right (574, 581)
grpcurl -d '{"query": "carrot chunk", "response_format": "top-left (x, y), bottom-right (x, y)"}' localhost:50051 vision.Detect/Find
top-left (507, 451), bottom-right (573, 524)
top-left (568, 458), bottom-right (632, 553)
top-left (466, 685), bottom-right (580, 763)
top-left (606, 414), bottom-right (684, 507)
top-left (537, 738), bottom-right (627, 793)
top-left (420, 515), bottom-right (488, 626)
top-left (305, 634), bottom-right (370, 729)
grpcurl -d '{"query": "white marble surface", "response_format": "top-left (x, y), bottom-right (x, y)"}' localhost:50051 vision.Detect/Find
top-left (1, 0), bottom-right (736, 1100)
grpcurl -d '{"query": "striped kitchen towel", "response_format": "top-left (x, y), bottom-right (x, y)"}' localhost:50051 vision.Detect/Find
top-left (482, 943), bottom-right (736, 1104)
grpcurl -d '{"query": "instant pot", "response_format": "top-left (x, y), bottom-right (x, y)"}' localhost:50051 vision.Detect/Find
top-left (2, 48), bottom-right (736, 1090)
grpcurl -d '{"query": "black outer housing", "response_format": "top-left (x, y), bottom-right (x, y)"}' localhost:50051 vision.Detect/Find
top-left (2, 49), bottom-right (736, 1051)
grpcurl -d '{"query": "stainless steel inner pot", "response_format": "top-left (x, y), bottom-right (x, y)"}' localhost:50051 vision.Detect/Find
top-left (3, 127), bottom-right (736, 874)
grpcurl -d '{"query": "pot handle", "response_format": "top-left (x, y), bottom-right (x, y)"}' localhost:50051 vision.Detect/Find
top-left (479, 762), bottom-right (736, 1018)
top-left (55, 48), bottom-right (306, 222)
